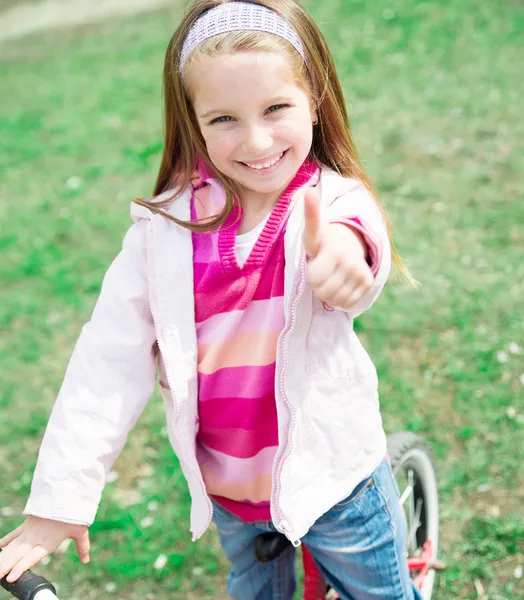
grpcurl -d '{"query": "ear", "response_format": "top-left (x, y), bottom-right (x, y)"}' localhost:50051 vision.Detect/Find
top-left (310, 103), bottom-right (318, 125)
top-left (310, 98), bottom-right (319, 125)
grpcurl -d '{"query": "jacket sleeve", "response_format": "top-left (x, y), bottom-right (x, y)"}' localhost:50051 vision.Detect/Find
top-left (23, 219), bottom-right (157, 526)
top-left (326, 181), bottom-right (391, 320)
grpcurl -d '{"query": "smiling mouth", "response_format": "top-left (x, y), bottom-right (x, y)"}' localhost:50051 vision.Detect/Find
top-left (240, 150), bottom-right (287, 171)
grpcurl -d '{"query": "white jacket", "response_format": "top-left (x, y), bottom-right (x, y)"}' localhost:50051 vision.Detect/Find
top-left (24, 168), bottom-right (391, 546)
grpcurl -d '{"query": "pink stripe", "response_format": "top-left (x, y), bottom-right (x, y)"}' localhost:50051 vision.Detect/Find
top-left (252, 253), bottom-right (286, 299)
top-left (193, 261), bottom-right (226, 293)
top-left (199, 392), bottom-right (277, 430)
top-left (193, 236), bottom-right (219, 264)
top-left (197, 445), bottom-right (277, 483)
top-left (196, 298), bottom-right (284, 344)
top-left (199, 364), bottom-right (275, 399)
top-left (194, 275), bottom-right (260, 322)
top-left (212, 496), bottom-right (271, 522)
top-left (198, 426), bottom-right (278, 458)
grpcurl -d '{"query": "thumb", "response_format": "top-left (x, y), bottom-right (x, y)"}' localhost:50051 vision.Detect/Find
top-left (74, 529), bottom-right (90, 564)
top-left (303, 187), bottom-right (323, 259)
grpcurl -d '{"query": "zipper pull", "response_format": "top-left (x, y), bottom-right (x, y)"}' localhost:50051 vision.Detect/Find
top-left (278, 520), bottom-right (301, 547)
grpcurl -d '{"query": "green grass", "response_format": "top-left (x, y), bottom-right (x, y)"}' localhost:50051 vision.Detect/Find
top-left (1, 0), bottom-right (523, 598)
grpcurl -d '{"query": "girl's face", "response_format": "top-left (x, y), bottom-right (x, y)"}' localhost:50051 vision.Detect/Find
top-left (186, 51), bottom-right (315, 206)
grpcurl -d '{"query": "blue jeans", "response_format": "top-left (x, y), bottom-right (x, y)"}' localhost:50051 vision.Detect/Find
top-left (212, 459), bottom-right (424, 600)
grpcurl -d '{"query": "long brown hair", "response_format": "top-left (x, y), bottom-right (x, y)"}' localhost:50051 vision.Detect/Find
top-left (135, 0), bottom-right (415, 282)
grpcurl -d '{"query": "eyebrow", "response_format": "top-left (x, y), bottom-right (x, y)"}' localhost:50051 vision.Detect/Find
top-left (200, 109), bottom-right (227, 120)
top-left (199, 97), bottom-right (295, 121)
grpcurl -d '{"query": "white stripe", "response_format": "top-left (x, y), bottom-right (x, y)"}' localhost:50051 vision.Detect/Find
top-left (196, 297), bottom-right (284, 344)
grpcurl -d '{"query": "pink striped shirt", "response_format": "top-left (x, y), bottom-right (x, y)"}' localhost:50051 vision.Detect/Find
top-left (192, 161), bottom-right (318, 521)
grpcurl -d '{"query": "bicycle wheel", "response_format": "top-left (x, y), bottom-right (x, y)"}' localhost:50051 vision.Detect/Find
top-left (387, 431), bottom-right (439, 600)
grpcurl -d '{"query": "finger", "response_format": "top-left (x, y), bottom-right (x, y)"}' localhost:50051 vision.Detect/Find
top-left (5, 546), bottom-right (48, 584)
top-left (331, 284), bottom-right (358, 310)
top-left (74, 530), bottom-right (90, 564)
top-left (346, 282), bottom-right (372, 308)
top-left (339, 271), bottom-right (373, 308)
top-left (306, 250), bottom-right (337, 288)
top-left (311, 270), bottom-right (348, 303)
top-left (347, 265), bottom-right (374, 292)
top-left (303, 188), bottom-right (323, 259)
top-left (0, 524), bottom-right (24, 548)
top-left (0, 540), bottom-right (32, 580)
top-left (337, 258), bottom-right (374, 291)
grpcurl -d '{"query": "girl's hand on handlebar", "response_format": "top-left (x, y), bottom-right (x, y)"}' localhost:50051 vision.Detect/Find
top-left (0, 515), bottom-right (90, 583)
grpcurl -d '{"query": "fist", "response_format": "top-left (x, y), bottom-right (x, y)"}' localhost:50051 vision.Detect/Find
top-left (303, 187), bottom-right (374, 310)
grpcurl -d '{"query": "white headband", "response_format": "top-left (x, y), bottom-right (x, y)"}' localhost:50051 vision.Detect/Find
top-left (179, 2), bottom-right (307, 69)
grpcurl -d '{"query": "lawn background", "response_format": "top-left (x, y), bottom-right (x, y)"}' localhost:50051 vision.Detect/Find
top-left (1, 0), bottom-right (523, 598)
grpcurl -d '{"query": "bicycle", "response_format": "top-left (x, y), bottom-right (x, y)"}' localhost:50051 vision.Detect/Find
top-left (1, 431), bottom-right (442, 600)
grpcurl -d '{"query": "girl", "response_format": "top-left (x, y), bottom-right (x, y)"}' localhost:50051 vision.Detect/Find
top-left (0, 1), bottom-right (421, 599)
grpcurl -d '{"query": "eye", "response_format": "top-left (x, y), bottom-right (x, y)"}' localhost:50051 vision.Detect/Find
top-left (210, 115), bottom-right (234, 125)
top-left (266, 104), bottom-right (289, 115)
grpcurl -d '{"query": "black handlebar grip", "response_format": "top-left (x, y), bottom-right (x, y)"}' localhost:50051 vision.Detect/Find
top-left (1, 570), bottom-right (56, 599)
top-left (0, 551), bottom-right (56, 600)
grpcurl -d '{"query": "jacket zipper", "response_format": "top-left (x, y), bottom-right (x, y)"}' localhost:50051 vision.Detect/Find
top-left (272, 250), bottom-right (307, 547)
top-left (146, 220), bottom-right (213, 539)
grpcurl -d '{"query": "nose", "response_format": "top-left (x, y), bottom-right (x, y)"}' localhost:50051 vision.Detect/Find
top-left (242, 122), bottom-right (273, 156)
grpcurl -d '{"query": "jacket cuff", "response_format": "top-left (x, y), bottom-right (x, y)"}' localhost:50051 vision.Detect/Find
top-left (329, 217), bottom-right (383, 277)
top-left (23, 493), bottom-right (97, 527)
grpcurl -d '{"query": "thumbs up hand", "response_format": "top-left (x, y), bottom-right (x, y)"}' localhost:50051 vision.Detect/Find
top-left (303, 188), bottom-right (374, 310)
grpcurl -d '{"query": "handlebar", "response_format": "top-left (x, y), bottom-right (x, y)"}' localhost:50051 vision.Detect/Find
top-left (0, 550), bottom-right (58, 600)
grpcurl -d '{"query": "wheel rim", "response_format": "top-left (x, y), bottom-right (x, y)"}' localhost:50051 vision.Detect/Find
top-left (393, 447), bottom-right (439, 600)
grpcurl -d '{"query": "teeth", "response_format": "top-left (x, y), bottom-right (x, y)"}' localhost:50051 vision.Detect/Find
top-left (244, 152), bottom-right (284, 170)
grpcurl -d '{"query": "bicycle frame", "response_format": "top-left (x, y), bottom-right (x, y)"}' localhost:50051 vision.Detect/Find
top-left (300, 538), bottom-right (437, 600)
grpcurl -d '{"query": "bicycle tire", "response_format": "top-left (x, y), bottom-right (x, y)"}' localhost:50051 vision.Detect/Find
top-left (387, 431), bottom-right (439, 600)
